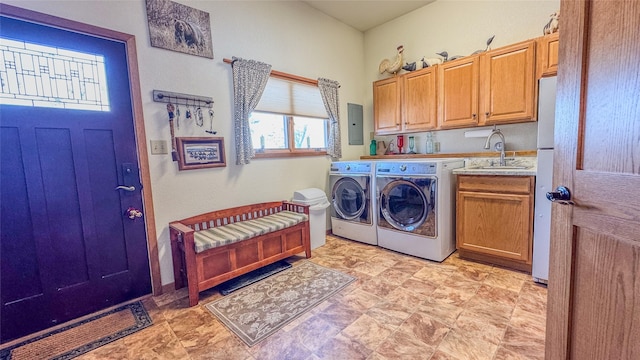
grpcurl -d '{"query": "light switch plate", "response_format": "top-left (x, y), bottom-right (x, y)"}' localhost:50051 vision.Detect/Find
top-left (150, 140), bottom-right (168, 155)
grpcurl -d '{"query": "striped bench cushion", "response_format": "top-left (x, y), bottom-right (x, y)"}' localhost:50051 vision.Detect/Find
top-left (194, 210), bottom-right (309, 253)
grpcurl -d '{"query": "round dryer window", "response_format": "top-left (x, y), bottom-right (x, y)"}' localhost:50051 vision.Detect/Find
top-left (380, 179), bottom-right (429, 231)
top-left (332, 177), bottom-right (366, 220)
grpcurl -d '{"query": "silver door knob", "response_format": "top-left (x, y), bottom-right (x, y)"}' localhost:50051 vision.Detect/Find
top-left (125, 207), bottom-right (143, 219)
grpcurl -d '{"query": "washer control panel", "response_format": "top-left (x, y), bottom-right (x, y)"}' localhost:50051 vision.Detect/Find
top-left (376, 162), bottom-right (438, 175)
top-left (330, 162), bottom-right (372, 174)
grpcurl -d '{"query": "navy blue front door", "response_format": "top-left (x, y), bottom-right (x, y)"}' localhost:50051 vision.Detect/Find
top-left (0, 15), bottom-right (151, 343)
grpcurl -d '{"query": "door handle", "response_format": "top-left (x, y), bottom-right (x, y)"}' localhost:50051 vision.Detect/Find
top-left (546, 186), bottom-right (575, 205)
top-left (115, 185), bottom-right (136, 192)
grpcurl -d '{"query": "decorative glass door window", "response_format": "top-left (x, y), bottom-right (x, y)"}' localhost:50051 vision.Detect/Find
top-left (0, 37), bottom-right (110, 111)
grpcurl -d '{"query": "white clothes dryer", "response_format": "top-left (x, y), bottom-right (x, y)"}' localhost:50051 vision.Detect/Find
top-left (376, 159), bottom-right (464, 261)
top-left (329, 161), bottom-right (377, 245)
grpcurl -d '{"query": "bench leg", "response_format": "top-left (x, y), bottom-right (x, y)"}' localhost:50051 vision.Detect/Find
top-left (304, 224), bottom-right (312, 259)
top-left (188, 284), bottom-right (199, 307)
top-left (183, 242), bottom-right (200, 307)
top-left (170, 230), bottom-right (185, 290)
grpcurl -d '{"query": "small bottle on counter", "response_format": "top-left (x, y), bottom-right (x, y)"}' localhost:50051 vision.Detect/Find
top-left (425, 132), bottom-right (434, 154)
top-left (370, 139), bottom-right (377, 156)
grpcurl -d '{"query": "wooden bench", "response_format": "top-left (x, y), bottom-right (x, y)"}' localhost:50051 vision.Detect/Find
top-left (169, 201), bottom-right (311, 306)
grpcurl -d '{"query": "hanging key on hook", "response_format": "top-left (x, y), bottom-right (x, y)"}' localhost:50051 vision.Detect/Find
top-left (185, 100), bottom-right (192, 119)
top-left (175, 103), bottom-right (181, 130)
top-left (195, 107), bottom-right (204, 127)
top-left (206, 109), bottom-right (217, 134)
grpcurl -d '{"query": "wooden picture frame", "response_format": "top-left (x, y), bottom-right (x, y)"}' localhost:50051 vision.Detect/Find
top-left (176, 137), bottom-right (225, 170)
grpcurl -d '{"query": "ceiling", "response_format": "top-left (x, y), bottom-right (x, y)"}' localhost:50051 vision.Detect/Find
top-left (301, 1), bottom-right (435, 32)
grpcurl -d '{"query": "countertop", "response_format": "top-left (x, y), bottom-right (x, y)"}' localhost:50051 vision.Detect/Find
top-left (452, 157), bottom-right (537, 176)
top-left (360, 150), bottom-right (537, 160)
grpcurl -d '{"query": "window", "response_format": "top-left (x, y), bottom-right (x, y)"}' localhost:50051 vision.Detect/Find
top-left (250, 112), bottom-right (328, 155)
top-left (250, 75), bottom-right (328, 157)
top-left (0, 37), bottom-right (110, 111)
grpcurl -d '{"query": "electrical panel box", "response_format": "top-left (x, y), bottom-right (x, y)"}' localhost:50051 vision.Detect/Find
top-left (347, 103), bottom-right (363, 145)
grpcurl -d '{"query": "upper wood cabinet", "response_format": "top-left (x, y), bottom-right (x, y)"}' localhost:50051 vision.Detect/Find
top-left (437, 55), bottom-right (480, 129)
top-left (402, 66), bottom-right (438, 132)
top-left (479, 40), bottom-right (537, 126)
top-left (373, 77), bottom-right (401, 135)
top-left (373, 37), bottom-right (543, 134)
top-left (537, 32), bottom-right (559, 77)
top-left (374, 66), bottom-right (438, 135)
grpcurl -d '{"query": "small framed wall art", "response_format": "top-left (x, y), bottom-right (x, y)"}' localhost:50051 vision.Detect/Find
top-left (145, 0), bottom-right (214, 58)
top-left (176, 137), bottom-right (226, 170)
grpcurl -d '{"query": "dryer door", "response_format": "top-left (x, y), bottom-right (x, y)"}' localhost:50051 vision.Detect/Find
top-left (379, 178), bottom-right (436, 235)
top-left (331, 177), bottom-right (368, 222)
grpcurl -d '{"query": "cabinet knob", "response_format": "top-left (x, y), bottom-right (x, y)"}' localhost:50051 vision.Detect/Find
top-left (472, 113), bottom-right (477, 119)
top-left (485, 112), bottom-right (490, 117)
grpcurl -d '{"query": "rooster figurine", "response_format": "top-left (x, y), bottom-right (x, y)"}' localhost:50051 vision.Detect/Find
top-left (379, 45), bottom-right (404, 75)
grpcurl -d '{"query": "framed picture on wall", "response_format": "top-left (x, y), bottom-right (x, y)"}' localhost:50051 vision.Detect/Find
top-left (145, 0), bottom-right (214, 59)
top-left (176, 137), bottom-right (226, 170)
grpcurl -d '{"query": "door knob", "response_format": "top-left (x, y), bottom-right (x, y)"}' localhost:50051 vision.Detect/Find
top-left (125, 207), bottom-right (143, 219)
top-left (115, 185), bottom-right (136, 192)
top-left (546, 186), bottom-right (575, 205)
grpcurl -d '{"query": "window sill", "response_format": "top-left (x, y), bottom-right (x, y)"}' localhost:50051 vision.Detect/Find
top-left (253, 150), bottom-right (328, 159)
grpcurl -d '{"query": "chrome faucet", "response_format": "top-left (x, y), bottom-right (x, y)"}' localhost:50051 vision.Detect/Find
top-left (484, 125), bottom-right (506, 166)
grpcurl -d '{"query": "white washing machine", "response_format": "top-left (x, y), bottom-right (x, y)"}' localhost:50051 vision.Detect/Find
top-left (329, 161), bottom-right (377, 245)
top-left (376, 159), bottom-right (464, 261)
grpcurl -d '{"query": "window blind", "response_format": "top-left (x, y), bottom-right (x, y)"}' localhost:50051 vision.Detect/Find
top-left (255, 77), bottom-right (328, 118)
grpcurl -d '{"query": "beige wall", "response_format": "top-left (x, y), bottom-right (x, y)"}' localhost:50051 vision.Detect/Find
top-left (363, 0), bottom-right (560, 154)
top-left (6, 0), bottom-right (365, 285)
top-left (5, 0), bottom-right (559, 286)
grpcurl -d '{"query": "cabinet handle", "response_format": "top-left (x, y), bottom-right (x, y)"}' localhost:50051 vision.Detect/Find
top-left (472, 113), bottom-right (477, 119)
top-left (485, 112), bottom-right (490, 117)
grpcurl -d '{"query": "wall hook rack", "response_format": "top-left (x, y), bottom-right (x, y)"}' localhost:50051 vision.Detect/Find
top-left (153, 90), bottom-right (214, 108)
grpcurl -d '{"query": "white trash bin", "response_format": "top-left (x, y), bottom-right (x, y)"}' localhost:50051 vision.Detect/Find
top-left (292, 188), bottom-right (330, 250)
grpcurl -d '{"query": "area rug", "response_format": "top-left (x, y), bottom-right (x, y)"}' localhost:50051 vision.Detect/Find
top-left (218, 260), bottom-right (292, 295)
top-left (205, 261), bottom-right (355, 346)
top-left (0, 301), bottom-right (151, 360)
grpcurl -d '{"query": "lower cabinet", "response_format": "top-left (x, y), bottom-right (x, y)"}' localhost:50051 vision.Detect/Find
top-left (456, 175), bottom-right (534, 272)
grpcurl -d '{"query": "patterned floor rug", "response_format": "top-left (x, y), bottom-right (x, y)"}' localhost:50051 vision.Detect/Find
top-left (0, 301), bottom-right (151, 360)
top-left (205, 261), bottom-right (356, 346)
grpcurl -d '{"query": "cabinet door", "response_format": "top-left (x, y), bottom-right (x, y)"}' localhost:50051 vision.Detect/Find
top-left (373, 77), bottom-right (401, 135)
top-left (402, 67), bottom-right (437, 132)
top-left (456, 190), bottom-right (532, 262)
top-left (437, 56), bottom-right (479, 129)
top-left (479, 40), bottom-right (537, 125)
top-left (537, 32), bottom-right (559, 77)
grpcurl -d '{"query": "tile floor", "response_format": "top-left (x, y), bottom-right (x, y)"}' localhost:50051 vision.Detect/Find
top-left (78, 235), bottom-right (548, 360)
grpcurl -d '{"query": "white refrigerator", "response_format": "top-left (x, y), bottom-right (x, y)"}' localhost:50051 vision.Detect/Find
top-left (532, 76), bottom-right (557, 284)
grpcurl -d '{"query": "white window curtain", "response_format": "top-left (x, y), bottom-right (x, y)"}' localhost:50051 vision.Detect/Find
top-left (318, 78), bottom-right (342, 158)
top-left (232, 57), bottom-right (272, 165)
